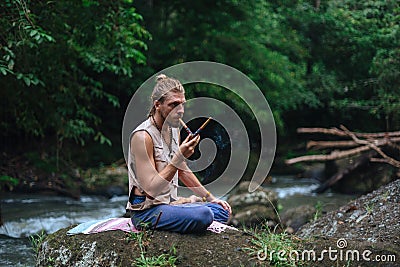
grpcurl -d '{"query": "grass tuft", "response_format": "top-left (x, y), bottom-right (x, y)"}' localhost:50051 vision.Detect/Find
top-left (29, 230), bottom-right (47, 260)
top-left (126, 222), bottom-right (177, 267)
top-left (245, 224), bottom-right (304, 267)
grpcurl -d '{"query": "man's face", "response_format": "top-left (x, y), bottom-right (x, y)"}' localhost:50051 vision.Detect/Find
top-left (157, 91), bottom-right (186, 128)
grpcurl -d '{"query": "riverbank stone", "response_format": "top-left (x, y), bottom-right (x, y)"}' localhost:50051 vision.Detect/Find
top-left (280, 204), bottom-right (316, 233)
top-left (227, 181), bottom-right (279, 228)
top-left (297, 179), bottom-right (399, 263)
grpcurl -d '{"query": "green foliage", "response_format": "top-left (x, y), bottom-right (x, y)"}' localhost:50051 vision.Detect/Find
top-left (0, 0), bottom-right (150, 149)
top-left (135, 0), bottom-right (319, 133)
top-left (316, 0), bottom-right (400, 130)
top-left (24, 152), bottom-right (58, 173)
top-left (81, 164), bottom-right (128, 190)
top-left (29, 230), bottom-right (47, 260)
top-left (2, 0), bottom-right (399, 174)
top-left (137, 0), bottom-right (400, 134)
top-left (313, 201), bottom-right (323, 221)
top-left (126, 223), bottom-right (177, 267)
top-left (246, 225), bottom-right (304, 266)
top-left (0, 175), bottom-right (19, 191)
top-left (370, 47), bottom-right (400, 129)
top-left (134, 252), bottom-right (177, 267)
top-left (365, 202), bottom-right (374, 214)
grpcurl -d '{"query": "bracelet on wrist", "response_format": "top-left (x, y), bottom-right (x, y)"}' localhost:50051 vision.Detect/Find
top-left (202, 191), bottom-right (211, 202)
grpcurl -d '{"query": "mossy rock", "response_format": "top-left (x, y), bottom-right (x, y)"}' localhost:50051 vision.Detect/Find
top-left (37, 226), bottom-right (265, 266)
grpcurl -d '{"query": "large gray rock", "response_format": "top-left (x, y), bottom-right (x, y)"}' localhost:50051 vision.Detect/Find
top-left (227, 181), bottom-right (279, 228)
top-left (297, 179), bottom-right (400, 245)
top-left (280, 205), bottom-right (316, 233)
top-left (36, 227), bottom-right (260, 267)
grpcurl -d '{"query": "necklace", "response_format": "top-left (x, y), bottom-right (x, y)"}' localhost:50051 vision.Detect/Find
top-left (151, 115), bottom-right (173, 158)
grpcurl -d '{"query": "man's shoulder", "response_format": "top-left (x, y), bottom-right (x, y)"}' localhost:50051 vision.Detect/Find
top-left (131, 130), bottom-right (153, 147)
top-left (134, 118), bottom-right (152, 131)
top-left (130, 118), bottom-right (154, 142)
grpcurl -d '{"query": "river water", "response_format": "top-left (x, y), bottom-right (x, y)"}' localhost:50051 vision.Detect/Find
top-left (0, 175), bottom-right (354, 267)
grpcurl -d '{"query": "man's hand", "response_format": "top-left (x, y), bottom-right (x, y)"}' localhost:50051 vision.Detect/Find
top-left (179, 134), bottom-right (200, 158)
top-left (211, 199), bottom-right (232, 215)
top-left (170, 195), bottom-right (202, 205)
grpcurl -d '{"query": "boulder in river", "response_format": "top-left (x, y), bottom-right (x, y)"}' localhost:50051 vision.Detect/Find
top-left (227, 181), bottom-right (279, 228)
top-left (280, 204), bottom-right (316, 233)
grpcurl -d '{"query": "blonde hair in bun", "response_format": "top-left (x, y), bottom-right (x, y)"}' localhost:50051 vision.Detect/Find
top-left (155, 74), bottom-right (168, 82)
top-left (148, 74), bottom-right (185, 116)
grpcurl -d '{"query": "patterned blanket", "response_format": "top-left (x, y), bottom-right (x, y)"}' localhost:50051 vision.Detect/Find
top-left (67, 218), bottom-right (237, 235)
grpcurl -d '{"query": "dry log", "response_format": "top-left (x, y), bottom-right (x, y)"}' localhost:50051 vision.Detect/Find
top-left (307, 137), bottom-right (400, 150)
top-left (286, 145), bottom-right (371, 165)
top-left (297, 127), bottom-right (346, 136)
top-left (287, 127), bottom-right (400, 165)
top-left (371, 158), bottom-right (394, 164)
top-left (340, 125), bottom-right (400, 168)
top-left (307, 140), bottom-right (359, 150)
top-left (290, 126), bottom-right (400, 193)
top-left (298, 127), bottom-right (400, 138)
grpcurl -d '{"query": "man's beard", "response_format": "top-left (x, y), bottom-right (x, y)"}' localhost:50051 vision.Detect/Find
top-left (161, 111), bottom-right (180, 128)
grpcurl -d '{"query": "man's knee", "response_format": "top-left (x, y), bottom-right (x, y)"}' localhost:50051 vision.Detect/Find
top-left (207, 203), bottom-right (229, 223)
top-left (183, 207), bottom-right (213, 233)
top-left (194, 207), bottom-right (214, 227)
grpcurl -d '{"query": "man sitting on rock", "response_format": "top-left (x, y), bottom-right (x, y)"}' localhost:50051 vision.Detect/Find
top-left (126, 74), bottom-right (231, 233)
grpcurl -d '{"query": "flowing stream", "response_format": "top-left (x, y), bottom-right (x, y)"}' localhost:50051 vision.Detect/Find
top-left (0, 175), bottom-right (354, 267)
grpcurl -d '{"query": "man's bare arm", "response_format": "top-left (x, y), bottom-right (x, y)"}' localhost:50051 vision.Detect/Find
top-left (131, 131), bottom-right (200, 198)
top-left (178, 166), bottom-right (232, 214)
top-left (178, 166), bottom-right (212, 200)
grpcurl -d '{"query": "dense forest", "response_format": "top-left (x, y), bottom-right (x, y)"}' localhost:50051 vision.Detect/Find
top-left (1, 0), bottom-right (399, 191)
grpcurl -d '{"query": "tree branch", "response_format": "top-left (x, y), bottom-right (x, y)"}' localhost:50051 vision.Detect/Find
top-left (307, 137), bottom-right (400, 150)
top-left (297, 127), bottom-right (400, 138)
top-left (340, 125), bottom-right (400, 168)
top-left (307, 140), bottom-right (359, 150)
top-left (285, 145), bottom-right (371, 165)
top-left (287, 126), bottom-right (400, 165)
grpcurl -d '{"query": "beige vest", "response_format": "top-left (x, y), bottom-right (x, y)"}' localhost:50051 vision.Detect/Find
top-left (126, 118), bottom-right (179, 210)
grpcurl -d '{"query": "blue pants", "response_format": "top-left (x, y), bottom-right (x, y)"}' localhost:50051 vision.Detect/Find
top-left (131, 202), bottom-right (229, 234)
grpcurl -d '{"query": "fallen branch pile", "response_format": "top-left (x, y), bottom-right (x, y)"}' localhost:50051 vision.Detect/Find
top-left (286, 125), bottom-right (400, 193)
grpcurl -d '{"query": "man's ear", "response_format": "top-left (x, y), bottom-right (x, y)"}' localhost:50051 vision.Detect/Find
top-left (154, 100), bottom-right (161, 110)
